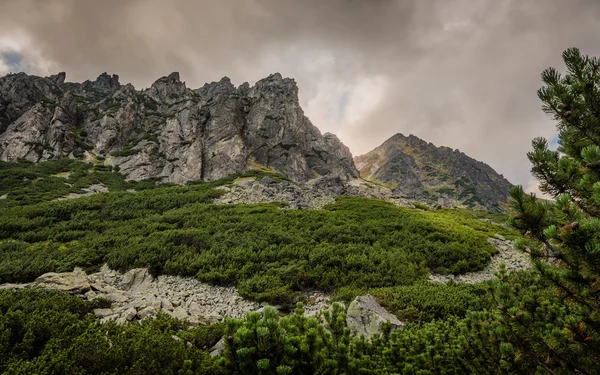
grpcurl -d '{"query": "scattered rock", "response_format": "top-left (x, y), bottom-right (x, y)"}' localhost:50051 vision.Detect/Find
top-left (1, 266), bottom-right (334, 325)
top-left (57, 184), bottom-right (109, 200)
top-left (214, 179), bottom-right (335, 209)
top-left (429, 237), bottom-right (531, 284)
top-left (260, 176), bottom-right (276, 185)
top-left (346, 295), bottom-right (403, 339)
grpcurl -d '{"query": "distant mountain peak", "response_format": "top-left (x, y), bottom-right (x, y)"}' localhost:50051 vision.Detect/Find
top-left (355, 133), bottom-right (513, 211)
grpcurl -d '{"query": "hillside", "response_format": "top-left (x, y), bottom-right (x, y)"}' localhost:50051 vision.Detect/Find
top-left (0, 73), bottom-right (572, 375)
top-left (354, 133), bottom-right (514, 211)
top-left (0, 155), bottom-right (540, 374)
top-left (0, 71), bottom-right (357, 184)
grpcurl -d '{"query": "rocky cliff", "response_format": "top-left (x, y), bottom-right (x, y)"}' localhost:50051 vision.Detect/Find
top-left (0, 71), bottom-right (358, 183)
top-left (354, 133), bottom-right (514, 211)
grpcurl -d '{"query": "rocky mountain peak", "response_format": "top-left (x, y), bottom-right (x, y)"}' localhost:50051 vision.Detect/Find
top-left (355, 133), bottom-right (513, 211)
top-left (251, 73), bottom-right (298, 98)
top-left (146, 72), bottom-right (188, 102)
top-left (48, 72), bottom-right (66, 85)
top-left (81, 72), bottom-right (121, 93)
top-left (0, 71), bottom-right (358, 185)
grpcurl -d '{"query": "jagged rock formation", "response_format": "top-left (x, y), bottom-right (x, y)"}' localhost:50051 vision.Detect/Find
top-left (0, 71), bottom-right (358, 184)
top-left (354, 133), bottom-right (514, 211)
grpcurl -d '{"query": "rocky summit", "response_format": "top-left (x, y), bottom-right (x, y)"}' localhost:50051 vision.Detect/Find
top-left (0, 71), bottom-right (358, 184)
top-left (354, 133), bottom-right (514, 211)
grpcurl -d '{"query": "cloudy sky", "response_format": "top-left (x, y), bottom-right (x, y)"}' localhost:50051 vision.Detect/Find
top-left (1, 0), bottom-right (599, 193)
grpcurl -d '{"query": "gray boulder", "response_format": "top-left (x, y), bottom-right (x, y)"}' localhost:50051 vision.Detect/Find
top-left (34, 268), bottom-right (90, 293)
top-left (346, 295), bottom-right (403, 339)
top-left (119, 268), bottom-right (152, 291)
top-left (210, 338), bottom-right (226, 357)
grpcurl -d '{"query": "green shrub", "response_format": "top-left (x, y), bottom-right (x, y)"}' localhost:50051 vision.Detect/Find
top-left (0, 289), bottom-right (223, 375)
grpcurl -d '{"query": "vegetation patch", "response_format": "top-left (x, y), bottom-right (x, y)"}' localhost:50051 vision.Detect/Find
top-left (0, 164), bottom-right (515, 305)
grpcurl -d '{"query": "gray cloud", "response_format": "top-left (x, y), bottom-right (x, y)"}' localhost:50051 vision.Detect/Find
top-left (1, 0), bottom-right (599, 193)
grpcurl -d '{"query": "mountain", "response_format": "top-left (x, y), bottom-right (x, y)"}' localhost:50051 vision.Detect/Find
top-left (0, 71), bottom-right (358, 183)
top-left (354, 133), bottom-right (514, 211)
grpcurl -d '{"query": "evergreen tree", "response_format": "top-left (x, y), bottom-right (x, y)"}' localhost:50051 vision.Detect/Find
top-left (462, 48), bottom-right (600, 374)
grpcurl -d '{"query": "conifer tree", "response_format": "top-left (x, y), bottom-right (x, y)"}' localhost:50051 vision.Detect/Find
top-left (462, 48), bottom-right (600, 374)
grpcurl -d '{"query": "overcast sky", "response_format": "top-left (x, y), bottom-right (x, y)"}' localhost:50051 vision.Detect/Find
top-left (1, 0), bottom-right (599, 193)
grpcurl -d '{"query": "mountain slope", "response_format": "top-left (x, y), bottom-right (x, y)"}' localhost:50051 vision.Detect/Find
top-left (0, 72), bottom-right (358, 183)
top-left (354, 133), bottom-right (514, 211)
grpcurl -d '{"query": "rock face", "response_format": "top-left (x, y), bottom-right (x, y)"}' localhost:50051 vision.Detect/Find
top-left (0, 72), bottom-right (358, 184)
top-left (354, 133), bottom-right (514, 211)
top-left (346, 295), bottom-right (403, 339)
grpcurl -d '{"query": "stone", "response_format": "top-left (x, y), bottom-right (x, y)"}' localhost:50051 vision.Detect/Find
top-left (106, 292), bottom-right (129, 303)
top-left (123, 307), bottom-right (137, 321)
top-left (161, 298), bottom-right (174, 311)
top-left (346, 295), bottom-right (403, 339)
top-left (208, 314), bottom-right (224, 323)
top-left (171, 306), bottom-right (189, 320)
top-left (137, 306), bottom-right (158, 319)
top-left (94, 308), bottom-right (115, 318)
top-left (210, 338), bottom-right (226, 357)
top-left (120, 268), bottom-right (152, 291)
top-left (260, 176), bottom-right (276, 185)
top-left (34, 268), bottom-right (91, 293)
top-left (84, 290), bottom-right (97, 299)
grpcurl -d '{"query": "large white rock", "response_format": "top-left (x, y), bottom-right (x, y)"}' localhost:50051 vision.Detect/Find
top-left (346, 295), bottom-right (403, 339)
top-left (119, 268), bottom-right (152, 291)
top-left (34, 268), bottom-right (90, 293)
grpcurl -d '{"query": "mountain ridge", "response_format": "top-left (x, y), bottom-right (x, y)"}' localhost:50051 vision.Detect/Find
top-left (0, 71), bottom-right (358, 184)
top-left (0, 70), bottom-right (514, 211)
